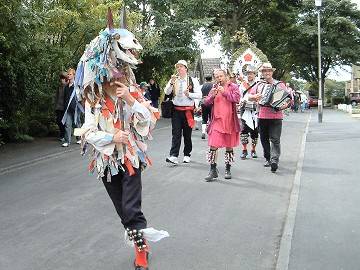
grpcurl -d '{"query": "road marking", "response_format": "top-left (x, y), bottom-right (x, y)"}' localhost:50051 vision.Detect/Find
top-left (275, 113), bottom-right (311, 270)
top-left (0, 125), bottom-right (172, 176)
top-left (0, 149), bottom-right (77, 176)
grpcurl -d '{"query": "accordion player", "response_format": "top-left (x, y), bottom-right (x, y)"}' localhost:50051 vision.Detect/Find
top-left (258, 81), bottom-right (292, 111)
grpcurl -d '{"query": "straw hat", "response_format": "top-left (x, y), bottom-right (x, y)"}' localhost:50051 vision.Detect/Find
top-left (259, 62), bottom-right (276, 72)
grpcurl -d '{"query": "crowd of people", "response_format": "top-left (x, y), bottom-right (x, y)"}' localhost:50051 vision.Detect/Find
top-left (164, 60), bottom-right (293, 179)
top-left (56, 60), bottom-right (295, 176)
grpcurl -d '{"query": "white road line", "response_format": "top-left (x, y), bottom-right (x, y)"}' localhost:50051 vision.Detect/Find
top-left (275, 113), bottom-right (312, 270)
top-left (0, 125), bottom-right (172, 176)
top-left (0, 149), bottom-right (77, 176)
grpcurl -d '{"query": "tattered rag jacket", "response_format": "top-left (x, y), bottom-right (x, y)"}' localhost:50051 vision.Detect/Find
top-left (76, 95), bottom-right (154, 179)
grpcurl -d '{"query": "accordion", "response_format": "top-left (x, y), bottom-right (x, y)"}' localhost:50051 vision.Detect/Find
top-left (259, 81), bottom-right (291, 111)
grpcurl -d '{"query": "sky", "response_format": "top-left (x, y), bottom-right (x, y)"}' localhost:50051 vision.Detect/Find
top-left (352, 0), bottom-right (360, 6)
top-left (198, 0), bottom-right (359, 81)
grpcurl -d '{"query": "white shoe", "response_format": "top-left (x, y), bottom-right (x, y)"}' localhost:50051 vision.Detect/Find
top-left (76, 140), bottom-right (81, 144)
top-left (166, 156), bottom-right (178, 165)
top-left (183, 156), bottom-right (191, 163)
top-left (62, 142), bottom-right (69, 147)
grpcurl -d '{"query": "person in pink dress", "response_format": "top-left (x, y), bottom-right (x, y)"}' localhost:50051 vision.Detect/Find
top-left (203, 69), bottom-right (241, 181)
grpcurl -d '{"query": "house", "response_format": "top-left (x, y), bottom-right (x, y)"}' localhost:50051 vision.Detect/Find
top-left (192, 58), bottom-right (221, 84)
top-left (345, 64), bottom-right (360, 96)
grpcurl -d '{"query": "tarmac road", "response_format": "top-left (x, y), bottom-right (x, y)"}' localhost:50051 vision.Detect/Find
top-left (0, 112), bottom-right (309, 270)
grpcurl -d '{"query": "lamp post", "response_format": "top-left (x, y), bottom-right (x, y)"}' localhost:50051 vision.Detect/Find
top-left (315, 0), bottom-right (322, 123)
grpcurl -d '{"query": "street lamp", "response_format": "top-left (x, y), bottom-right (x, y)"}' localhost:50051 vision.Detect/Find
top-left (315, 0), bottom-right (323, 123)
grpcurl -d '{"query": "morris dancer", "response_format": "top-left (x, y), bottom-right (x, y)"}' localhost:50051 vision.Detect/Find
top-left (249, 62), bottom-right (292, 173)
top-left (203, 69), bottom-right (240, 181)
top-left (74, 9), bottom-right (168, 270)
top-left (164, 60), bottom-right (201, 164)
top-left (239, 65), bottom-right (259, 159)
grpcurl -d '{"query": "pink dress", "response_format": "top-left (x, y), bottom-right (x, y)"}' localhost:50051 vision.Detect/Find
top-left (206, 82), bottom-right (240, 148)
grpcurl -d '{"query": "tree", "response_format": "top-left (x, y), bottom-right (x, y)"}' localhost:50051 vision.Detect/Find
top-left (127, 0), bottom-right (209, 83)
top-left (324, 79), bottom-right (345, 104)
top-left (290, 0), bottom-right (360, 85)
top-left (247, 0), bottom-right (301, 79)
top-left (0, 0), bottom-right (131, 141)
top-left (0, 0), bottom-right (209, 142)
top-left (176, 0), bottom-right (301, 80)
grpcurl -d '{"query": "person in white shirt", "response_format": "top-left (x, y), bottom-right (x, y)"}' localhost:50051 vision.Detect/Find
top-left (164, 60), bottom-right (202, 164)
top-left (239, 65), bottom-right (259, 159)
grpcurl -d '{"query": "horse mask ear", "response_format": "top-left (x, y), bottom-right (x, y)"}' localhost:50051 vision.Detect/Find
top-left (119, 6), bottom-right (127, 29)
top-left (107, 7), bottom-right (114, 30)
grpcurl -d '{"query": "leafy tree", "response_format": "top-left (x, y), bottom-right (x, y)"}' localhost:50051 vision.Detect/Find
top-left (127, 0), bottom-right (208, 84)
top-left (247, 0), bottom-right (301, 79)
top-left (325, 79), bottom-right (345, 103)
top-left (177, 0), bottom-right (301, 80)
top-left (290, 0), bottom-right (360, 85)
top-left (0, 0), bottom-right (129, 141)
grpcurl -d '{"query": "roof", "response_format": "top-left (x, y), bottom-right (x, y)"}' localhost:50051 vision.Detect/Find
top-left (200, 58), bottom-right (221, 77)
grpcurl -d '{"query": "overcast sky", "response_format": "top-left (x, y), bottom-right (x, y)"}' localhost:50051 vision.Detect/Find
top-left (198, 0), bottom-right (359, 81)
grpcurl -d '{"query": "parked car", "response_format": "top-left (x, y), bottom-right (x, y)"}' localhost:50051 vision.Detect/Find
top-left (349, 92), bottom-right (360, 106)
top-left (308, 96), bottom-right (318, 107)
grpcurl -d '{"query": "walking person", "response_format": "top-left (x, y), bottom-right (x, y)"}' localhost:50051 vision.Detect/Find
top-left (164, 60), bottom-right (201, 164)
top-left (203, 69), bottom-right (241, 181)
top-left (249, 63), bottom-right (292, 173)
top-left (54, 72), bottom-right (67, 142)
top-left (200, 75), bottom-right (213, 139)
top-left (239, 65), bottom-right (259, 159)
top-left (148, 78), bottom-right (160, 108)
top-left (74, 14), bottom-right (168, 269)
top-left (61, 68), bottom-right (82, 147)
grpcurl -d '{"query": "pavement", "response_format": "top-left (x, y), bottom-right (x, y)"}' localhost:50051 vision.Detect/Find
top-left (288, 109), bottom-right (360, 270)
top-left (0, 109), bottom-right (358, 270)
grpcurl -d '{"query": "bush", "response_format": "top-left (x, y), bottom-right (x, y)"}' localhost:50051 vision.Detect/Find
top-left (13, 134), bottom-right (34, 143)
top-left (0, 118), bottom-right (8, 145)
top-left (28, 119), bottom-right (49, 137)
top-left (48, 122), bottom-right (59, 137)
top-left (331, 97), bottom-right (345, 106)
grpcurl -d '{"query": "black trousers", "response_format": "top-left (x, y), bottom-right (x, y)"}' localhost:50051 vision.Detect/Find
top-left (151, 99), bottom-right (159, 108)
top-left (201, 104), bottom-right (212, 124)
top-left (102, 167), bottom-right (147, 230)
top-left (170, 110), bottom-right (192, 157)
top-left (240, 119), bottom-right (259, 141)
top-left (55, 110), bottom-right (65, 138)
top-left (258, 119), bottom-right (282, 164)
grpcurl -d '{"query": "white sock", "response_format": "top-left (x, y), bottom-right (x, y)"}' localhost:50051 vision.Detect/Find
top-left (201, 124), bottom-right (207, 134)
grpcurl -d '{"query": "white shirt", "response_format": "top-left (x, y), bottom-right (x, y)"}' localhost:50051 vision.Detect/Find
top-left (164, 75), bottom-right (202, 106)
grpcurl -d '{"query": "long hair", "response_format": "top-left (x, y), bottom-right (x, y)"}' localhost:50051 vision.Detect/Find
top-left (67, 68), bottom-right (76, 76)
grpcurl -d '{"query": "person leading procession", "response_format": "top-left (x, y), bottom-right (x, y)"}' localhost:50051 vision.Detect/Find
top-left (248, 62), bottom-right (293, 173)
top-left (164, 60), bottom-right (202, 164)
top-left (73, 8), bottom-right (168, 270)
top-left (203, 69), bottom-right (241, 181)
top-left (239, 65), bottom-right (259, 160)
